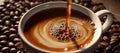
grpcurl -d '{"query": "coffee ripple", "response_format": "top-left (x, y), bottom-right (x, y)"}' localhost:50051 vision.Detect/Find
top-left (31, 16), bottom-right (94, 49)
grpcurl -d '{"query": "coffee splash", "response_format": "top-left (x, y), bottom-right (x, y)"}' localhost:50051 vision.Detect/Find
top-left (24, 8), bottom-right (95, 52)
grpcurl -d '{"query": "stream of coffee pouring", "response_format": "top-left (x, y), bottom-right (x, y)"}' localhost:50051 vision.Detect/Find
top-left (66, 0), bottom-right (71, 36)
top-left (66, 0), bottom-right (80, 49)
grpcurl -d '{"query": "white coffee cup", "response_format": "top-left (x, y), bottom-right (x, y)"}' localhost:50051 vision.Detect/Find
top-left (18, 1), bottom-right (114, 53)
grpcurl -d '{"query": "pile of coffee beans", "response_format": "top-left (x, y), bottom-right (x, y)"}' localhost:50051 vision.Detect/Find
top-left (0, 0), bottom-right (119, 53)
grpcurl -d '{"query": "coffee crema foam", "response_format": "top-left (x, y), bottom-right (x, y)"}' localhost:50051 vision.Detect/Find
top-left (24, 16), bottom-right (94, 52)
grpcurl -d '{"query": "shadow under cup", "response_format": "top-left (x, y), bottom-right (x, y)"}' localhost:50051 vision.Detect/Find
top-left (18, 1), bottom-right (102, 53)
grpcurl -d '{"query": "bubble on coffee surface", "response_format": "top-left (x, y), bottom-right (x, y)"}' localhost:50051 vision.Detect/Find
top-left (50, 22), bottom-right (81, 42)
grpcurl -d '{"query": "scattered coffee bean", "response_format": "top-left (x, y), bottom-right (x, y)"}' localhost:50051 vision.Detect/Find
top-left (8, 42), bottom-right (15, 47)
top-left (4, 20), bottom-right (11, 26)
top-left (113, 33), bottom-right (120, 36)
top-left (17, 50), bottom-right (24, 53)
top-left (0, 40), bottom-right (8, 46)
top-left (104, 45), bottom-right (112, 53)
top-left (111, 35), bottom-right (119, 41)
top-left (9, 34), bottom-right (18, 39)
top-left (102, 36), bottom-right (110, 42)
top-left (112, 45), bottom-right (120, 53)
top-left (10, 48), bottom-right (17, 53)
top-left (10, 28), bottom-right (17, 33)
top-left (110, 40), bottom-right (119, 47)
top-left (15, 42), bottom-right (23, 49)
top-left (1, 47), bottom-right (10, 53)
top-left (0, 35), bottom-right (7, 40)
top-left (10, 11), bottom-right (15, 16)
top-left (13, 16), bottom-right (20, 20)
top-left (100, 41), bottom-right (109, 47)
top-left (92, 5), bottom-right (100, 12)
top-left (3, 30), bottom-right (11, 35)
top-left (13, 38), bottom-right (21, 42)
top-left (1, 26), bottom-right (9, 32)
top-left (2, 16), bottom-right (10, 21)
top-left (0, 19), bottom-right (3, 25)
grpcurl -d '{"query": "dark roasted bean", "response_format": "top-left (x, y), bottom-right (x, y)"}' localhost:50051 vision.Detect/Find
top-left (8, 42), bottom-right (15, 47)
top-left (0, 35), bottom-right (7, 40)
top-left (0, 19), bottom-right (3, 25)
top-left (3, 30), bottom-right (11, 35)
top-left (1, 47), bottom-right (10, 53)
top-left (102, 36), bottom-right (110, 42)
top-left (100, 41), bottom-right (109, 47)
top-left (2, 16), bottom-right (10, 21)
top-left (104, 45), bottom-right (112, 53)
top-left (15, 42), bottom-right (23, 49)
top-left (10, 28), bottom-right (17, 33)
top-left (112, 45), bottom-right (120, 53)
top-left (10, 48), bottom-right (17, 53)
top-left (4, 20), bottom-right (11, 26)
top-left (92, 5), bottom-right (100, 12)
top-left (9, 34), bottom-right (18, 39)
top-left (13, 38), bottom-right (21, 42)
top-left (0, 40), bottom-right (8, 46)
top-left (17, 50), bottom-right (24, 53)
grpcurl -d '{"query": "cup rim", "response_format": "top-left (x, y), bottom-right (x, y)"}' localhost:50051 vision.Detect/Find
top-left (18, 1), bottom-right (102, 53)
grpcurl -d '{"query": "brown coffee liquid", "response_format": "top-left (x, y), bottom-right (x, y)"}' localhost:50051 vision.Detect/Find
top-left (24, 8), bottom-right (95, 52)
top-left (65, 0), bottom-right (72, 36)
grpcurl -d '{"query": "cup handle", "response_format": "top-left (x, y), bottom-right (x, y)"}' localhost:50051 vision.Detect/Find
top-left (95, 10), bottom-right (114, 33)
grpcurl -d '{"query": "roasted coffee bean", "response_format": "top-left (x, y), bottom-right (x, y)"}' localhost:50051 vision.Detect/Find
top-left (74, 0), bottom-right (80, 4)
top-left (3, 30), bottom-right (11, 35)
top-left (9, 5), bottom-right (16, 11)
top-left (10, 11), bottom-right (15, 16)
top-left (110, 41), bottom-right (119, 47)
top-left (8, 42), bottom-right (15, 47)
top-left (1, 26), bottom-right (9, 32)
top-left (0, 25), bottom-right (3, 33)
top-left (0, 35), bottom-right (7, 40)
top-left (10, 48), bottom-right (17, 53)
top-left (111, 35), bottom-right (119, 41)
top-left (113, 33), bottom-right (120, 36)
top-left (4, 11), bottom-right (10, 15)
top-left (0, 45), bottom-right (2, 49)
top-left (102, 36), bottom-right (110, 42)
top-left (0, 14), bottom-right (5, 17)
top-left (10, 28), bottom-right (17, 33)
top-left (83, 3), bottom-right (88, 7)
top-left (92, 5), bottom-right (100, 12)
top-left (6, 4), bottom-right (11, 8)
top-left (1, 47), bottom-right (10, 53)
top-left (13, 16), bottom-right (20, 20)
top-left (2, 16), bottom-right (10, 21)
top-left (104, 45), bottom-right (112, 53)
top-left (108, 29), bottom-right (114, 34)
top-left (100, 41), bottom-right (109, 47)
top-left (13, 38), bottom-right (21, 42)
top-left (0, 40), bottom-right (8, 46)
top-left (96, 44), bottom-right (104, 52)
top-left (15, 42), bottom-right (23, 49)
top-left (4, 20), bottom-right (11, 26)
top-left (9, 34), bottom-right (18, 39)
top-left (17, 50), bottom-right (24, 53)
top-left (2, 8), bottom-right (7, 12)
top-left (0, 6), bottom-right (4, 11)
top-left (0, 19), bottom-right (3, 25)
top-left (112, 45), bottom-right (120, 53)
